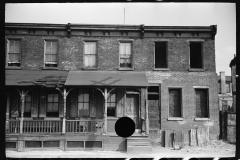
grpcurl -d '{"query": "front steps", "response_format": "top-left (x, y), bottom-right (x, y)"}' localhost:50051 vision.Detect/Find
top-left (127, 137), bottom-right (152, 154)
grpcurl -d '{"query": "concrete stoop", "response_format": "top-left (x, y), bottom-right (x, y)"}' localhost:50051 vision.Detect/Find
top-left (127, 137), bottom-right (152, 154)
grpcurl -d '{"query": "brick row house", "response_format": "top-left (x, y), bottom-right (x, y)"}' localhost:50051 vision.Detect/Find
top-left (5, 23), bottom-right (219, 152)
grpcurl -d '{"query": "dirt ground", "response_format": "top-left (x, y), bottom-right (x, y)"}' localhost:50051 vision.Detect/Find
top-left (6, 140), bottom-right (236, 158)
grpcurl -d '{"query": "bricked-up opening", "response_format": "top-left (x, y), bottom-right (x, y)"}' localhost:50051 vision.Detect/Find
top-left (169, 89), bottom-right (182, 117)
top-left (6, 142), bottom-right (17, 148)
top-left (195, 89), bottom-right (208, 118)
top-left (25, 141), bottom-right (42, 148)
top-left (85, 141), bottom-right (102, 148)
top-left (67, 141), bottom-right (84, 148)
top-left (148, 86), bottom-right (159, 100)
top-left (155, 42), bottom-right (167, 68)
top-left (43, 141), bottom-right (60, 148)
top-left (190, 42), bottom-right (203, 69)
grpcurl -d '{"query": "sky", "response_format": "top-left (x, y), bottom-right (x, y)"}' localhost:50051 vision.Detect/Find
top-left (5, 3), bottom-right (236, 76)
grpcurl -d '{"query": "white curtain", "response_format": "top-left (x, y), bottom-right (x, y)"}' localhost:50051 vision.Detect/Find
top-left (85, 42), bottom-right (96, 67)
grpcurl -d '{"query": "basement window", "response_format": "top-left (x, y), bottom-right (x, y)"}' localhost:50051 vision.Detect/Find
top-left (6, 142), bottom-right (17, 149)
top-left (169, 89), bottom-right (182, 118)
top-left (189, 42), bottom-right (203, 69)
top-left (85, 141), bottom-right (102, 148)
top-left (195, 89), bottom-right (209, 118)
top-left (67, 141), bottom-right (84, 148)
top-left (43, 141), bottom-right (60, 148)
top-left (25, 141), bottom-right (42, 148)
top-left (155, 42), bottom-right (168, 68)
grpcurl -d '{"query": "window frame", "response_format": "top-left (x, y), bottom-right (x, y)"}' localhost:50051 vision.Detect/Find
top-left (6, 38), bottom-right (22, 67)
top-left (194, 88), bottom-right (209, 120)
top-left (107, 90), bottom-right (116, 117)
top-left (83, 41), bottom-right (98, 68)
top-left (46, 90), bottom-right (59, 117)
top-left (44, 39), bottom-right (59, 68)
top-left (77, 89), bottom-right (90, 117)
top-left (168, 87), bottom-right (183, 120)
top-left (154, 41), bottom-right (169, 69)
top-left (188, 40), bottom-right (204, 70)
top-left (119, 40), bottom-right (133, 69)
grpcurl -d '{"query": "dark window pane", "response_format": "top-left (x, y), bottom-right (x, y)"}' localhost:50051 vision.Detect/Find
top-left (155, 42), bottom-right (167, 68)
top-left (190, 42), bottom-right (202, 68)
top-left (6, 142), bottom-right (16, 148)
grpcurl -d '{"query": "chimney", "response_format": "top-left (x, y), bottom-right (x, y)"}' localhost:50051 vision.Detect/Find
top-left (220, 71), bottom-right (226, 94)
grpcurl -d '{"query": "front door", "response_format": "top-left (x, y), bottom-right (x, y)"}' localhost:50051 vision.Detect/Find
top-left (126, 94), bottom-right (139, 129)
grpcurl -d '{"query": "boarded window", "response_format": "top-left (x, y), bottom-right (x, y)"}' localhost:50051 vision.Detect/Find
top-left (6, 142), bottom-right (17, 149)
top-left (190, 42), bottom-right (203, 68)
top-left (67, 141), bottom-right (84, 148)
top-left (120, 42), bottom-right (131, 68)
top-left (169, 89), bottom-right (181, 117)
top-left (78, 89), bottom-right (90, 117)
top-left (107, 90), bottom-right (116, 117)
top-left (46, 91), bottom-right (59, 117)
top-left (45, 40), bottom-right (58, 67)
top-left (85, 141), bottom-right (102, 148)
top-left (155, 42), bottom-right (167, 68)
top-left (25, 141), bottom-right (42, 148)
top-left (84, 42), bottom-right (97, 67)
top-left (43, 141), bottom-right (59, 148)
top-left (7, 39), bottom-right (21, 66)
top-left (195, 89), bottom-right (208, 118)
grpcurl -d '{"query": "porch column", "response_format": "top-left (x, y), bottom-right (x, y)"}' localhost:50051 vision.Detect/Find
top-left (104, 88), bottom-right (108, 134)
top-left (19, 91), bottom-right (26, 134)
top-left (145, 87), bottom-right (149, 135)
top-left (62, 88), bottom-right (67, 134)
top-left (6, 94), bottom-right (10, 133)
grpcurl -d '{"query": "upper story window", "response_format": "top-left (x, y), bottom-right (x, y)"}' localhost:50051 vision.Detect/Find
top-left (44, 40), bottom-right (58, 67)
top-left (155, 42), bottom-right (168, 68)
top-left (84, 42), bottom-right (97, 67)
top-left (190, 42), bottom-right (203, 69)
top-left (119, 42), bottom-right (132, 68)
top-left (7, 39), bottom-right (21, 67)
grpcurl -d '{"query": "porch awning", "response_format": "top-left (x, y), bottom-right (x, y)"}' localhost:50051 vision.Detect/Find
top-left (5, 70), bottom-right (68, 86)
top-left (65, 71), bottom-right (149, 87)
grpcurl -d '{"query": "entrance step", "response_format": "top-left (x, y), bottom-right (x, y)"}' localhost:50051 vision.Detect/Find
top-left (127, 137), bottom-right (152, 153)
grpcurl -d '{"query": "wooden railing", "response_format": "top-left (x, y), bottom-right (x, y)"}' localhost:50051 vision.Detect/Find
top-left (23, 120), bottom-right (62, 133)
top-left (6, 120), bottom-right (20, 134)
top-left (66, 119), bottom-right (104, 134)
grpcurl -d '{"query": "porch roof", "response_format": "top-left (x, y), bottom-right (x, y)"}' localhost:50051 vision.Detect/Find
top-left (65, 71), bottom-right (149, 87)
top-left (5, 70), bottom-right (68, 86)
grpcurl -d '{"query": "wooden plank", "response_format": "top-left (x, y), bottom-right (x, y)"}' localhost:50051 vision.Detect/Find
top-left (141, 88), bottom-right (146, 132)
top-left (173, 130), bottom-right (184, 148)
top-left (164, 130), bottom-right (174, 147)
top-left (190, 129), bottom-right (197, 146)
top-left (197, 126), bottom-right (209, 147)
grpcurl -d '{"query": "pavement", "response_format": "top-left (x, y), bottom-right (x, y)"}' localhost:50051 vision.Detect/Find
top-left (6, 149), bottom-right (235, 159)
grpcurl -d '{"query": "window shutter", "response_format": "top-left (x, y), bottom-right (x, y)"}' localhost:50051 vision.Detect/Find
top-left (31, 88), bottom-right (39, 117)
top-left (70, 90), bottom-right (78, 118)
top-left (10, 91), bottom-right (20, 117)
top-left (66, 94), bottom-right (71, 119)
top-left (116, 88), bottom-right (125, 117)
top-left (90, 90), bottom-right (96, 117)
top-left (39, 88), bottom-right (46, 117)
top-left (140, 88), bottom-right (146, 120)
top-left (58, 93), bottom-right (64, 117)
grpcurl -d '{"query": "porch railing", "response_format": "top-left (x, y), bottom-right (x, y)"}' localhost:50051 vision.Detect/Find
top-left (66, 119), bottom-right (104, 134)
top-left (23, 120), bottom-right (62, 133)
top-left (6, 120), bottom-right (20, 134)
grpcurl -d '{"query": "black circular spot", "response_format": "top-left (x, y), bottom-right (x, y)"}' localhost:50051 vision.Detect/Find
top-left (115, 117), bottom-right (135, 138)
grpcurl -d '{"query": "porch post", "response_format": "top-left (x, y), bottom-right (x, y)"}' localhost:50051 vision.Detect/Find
top-left (104, 88), bottom-right (108, 134)
top-left (62, 88), bottom-right (67, 134)
top-left (145, 87), bottom-right (149, 135)
top-left (6, 94), bottom-right (10, 133)
top-left (19, 91), bottom-right (26, 134)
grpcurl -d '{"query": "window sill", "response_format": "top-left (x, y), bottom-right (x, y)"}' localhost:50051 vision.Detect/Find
top-left (188, 68), bottom-right (205, 72)
top-left (81, 67), bottom-right (99, 71)
top-left (118, 67), bottom-right (134, 71)
top-left (194, 118), bottom-right (210, 121)
top-left (5, 66), bottom-right (22, 70)
top-left (153, 68), bottom-right (170, 71)
top-left (41, 67), bottom-right (59, 70)
top-left (167, 117), bottom-right (183, 121)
